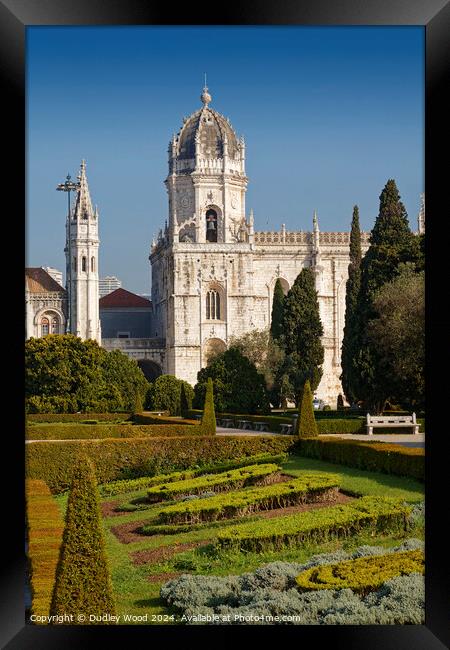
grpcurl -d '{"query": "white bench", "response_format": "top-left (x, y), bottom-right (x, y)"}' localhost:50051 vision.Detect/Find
top-left (366, 413), bottom-right (420, 435)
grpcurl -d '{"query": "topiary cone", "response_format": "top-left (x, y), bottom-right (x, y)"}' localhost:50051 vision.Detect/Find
top-left (201, 377), bottom-right (216, 435)
top-left (296, 380), bottom-right (319, 438)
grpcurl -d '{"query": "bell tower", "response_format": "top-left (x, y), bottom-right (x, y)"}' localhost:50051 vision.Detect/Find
top-left (164, 84), bottom-right (249, 244)
top-left (65, 160), bottom-right (101, 343)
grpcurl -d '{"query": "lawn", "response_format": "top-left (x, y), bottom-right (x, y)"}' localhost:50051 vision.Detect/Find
top-left (52, 453), bottom-right (424, 625)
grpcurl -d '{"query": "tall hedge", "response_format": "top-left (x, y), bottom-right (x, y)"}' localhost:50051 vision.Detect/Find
top-left (201, 377), bottom-right (216, 435)
top-left (49, 458), bottom-right (116, 623)
top-left (297, 380), bottom-right (319, 438)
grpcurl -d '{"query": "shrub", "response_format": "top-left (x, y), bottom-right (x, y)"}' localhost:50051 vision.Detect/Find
top-left (217, 496), bottom-right (412, 552)
top-left (99, 453), bottom-right (288, 497)
top-left (296, 549), bottom-right (424, 596)
top-left (201, 378), bottom-right (216, 435)
top-left (27, 413), bottom-right (132, 424)
top-left (26, 437), bottom-right (297, 494)
top-left (146, 463), bottom-right (280, 502)
top-left (180, 382), bottom-right (191, 417)
top-left (26, 423), bottom-right (202, 440)
top-left (26, 480), bottom-right (64, 621)
top-left (298, 437), bottom-right (424, 481)
top-left (158, 474), bottom-right (340, 524)
top-left (160, 540), bottom-right (424, 625)
top-left (296, 380), bottom-right (319, 438)
top-left (49, 458), bottom-right (116, 623)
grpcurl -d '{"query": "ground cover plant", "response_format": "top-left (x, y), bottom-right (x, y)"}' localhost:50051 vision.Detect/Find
top-left (295, 548), bottom-right (424, 595)
top-left (157, 474), bottom-right (339, 524)
top-left (160, 539), bottom-right (424, 625)
top-left (146, 463), bottom-right (281, 502)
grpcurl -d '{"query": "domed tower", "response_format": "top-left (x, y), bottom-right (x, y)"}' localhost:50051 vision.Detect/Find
top-left (166, 83), bottom-right (248, 244)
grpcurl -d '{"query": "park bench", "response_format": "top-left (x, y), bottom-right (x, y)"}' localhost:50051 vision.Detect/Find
top-left (253, 422), bottom-right (269, 432)
top-left (279, 423), bottom-right (293, 435)
top-left (236, 420), bottom-right (253, 430)
top-left (366, 413), bottom-right (420, 435)
top-left (220, 418), bottom-right (235, 429)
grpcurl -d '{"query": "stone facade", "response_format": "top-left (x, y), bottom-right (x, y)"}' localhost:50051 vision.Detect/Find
top-left (25, 268), bottom-right (67, 338)
top-left (150, 86), bottom-right (370, 405)
top-left (65, 160), bottom-right (101, 344)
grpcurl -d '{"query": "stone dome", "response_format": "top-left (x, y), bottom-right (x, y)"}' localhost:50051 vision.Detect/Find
top-left (176, 91), bottom-right (239, 161)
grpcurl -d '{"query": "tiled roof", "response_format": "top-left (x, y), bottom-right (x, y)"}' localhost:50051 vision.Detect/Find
top-left (25, 268), bottom-right (65, 293)
top-left (99, 288), bottom-right (151, 308)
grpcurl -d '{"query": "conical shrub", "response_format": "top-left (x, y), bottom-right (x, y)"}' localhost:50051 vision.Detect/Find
top-left (49, 457), bottom-right (116, 623)
top-left (295, 380), bottom-right (319, 438)
top-left (201, 377), bottom-right (216, 435)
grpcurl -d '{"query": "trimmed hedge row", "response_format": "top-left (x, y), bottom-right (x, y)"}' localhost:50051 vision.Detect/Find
top-left (298, 437), bottom-right (424, 481)
top-left (26, 437), bottom-right (297, 494)
top-left (99, 452), bottom-right (288, 497)
top-left (25, 480), bottom-right (64, 620)
top-left (217, 496), bottom-right (412, 552)
top-left (26, 423), bottom-right (203, 440)
top-left (158, 474), bottom-right (340, 524)
top-left (146, 463), bottom-right (280, 502)
top-left (27, 413), bottom-right (132, 424)
top-left (295, 549), bottom-right (424, 596)
top-left (132, 413), bottom-right (196, 426)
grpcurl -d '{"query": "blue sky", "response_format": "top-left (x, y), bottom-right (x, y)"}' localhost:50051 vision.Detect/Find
top-left (27, 26), bottom-right (424, 295)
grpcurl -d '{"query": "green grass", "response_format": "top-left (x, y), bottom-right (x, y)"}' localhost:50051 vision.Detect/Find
top-left (281, 454), bottom-right (424, 502)
top-left (51, 453), bottom-right (424, 624)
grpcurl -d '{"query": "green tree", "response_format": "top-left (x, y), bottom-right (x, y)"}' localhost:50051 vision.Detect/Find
top-left (295, 380), bottom-right (318, 437)
top-left (352, 180), bottom-right (423, 412)
top-left (201, 377), bottom-right (216, 435)
top-left (180, 380), bottom-right (193, 417)
top-left (340, 205), bottom-right (362, 404)
top-left (146, 375), bottom-right (194, 416)
top-left (194, 348), bottom-right (270, 414)
top-left (281, 268), bottom-right (324, 395)
top-left (228, 328), bottom-right (285, 400)
top-left (100, 350), bottom-right (149, 412)
top-left (337, 393), bottom-right (345, 410)
top-left (270, 279), bottom-right (285, 341)
top-left (49, 458), bottom-right (116, 623)
top-left (367, 267), bottom-right (424, 409)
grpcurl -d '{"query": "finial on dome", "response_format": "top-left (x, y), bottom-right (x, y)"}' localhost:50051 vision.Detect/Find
top-left (201, 73), bottom-right (212, 107)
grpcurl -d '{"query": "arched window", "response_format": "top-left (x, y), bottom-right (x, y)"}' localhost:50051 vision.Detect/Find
top-left (41, 317), bottom-right (49, 336)
top-left (91, 256), bottom-right (95, 272)
top-left (51, 317), bottom-right (59, 334)
top-left (82, 256), bottom-right (87, 272)
top-left (73, 256), bottom-right (77, 271)
top-left (206, 209), bottom-right (218, 242)
top-left (206, 290), bottom-right (221, 320)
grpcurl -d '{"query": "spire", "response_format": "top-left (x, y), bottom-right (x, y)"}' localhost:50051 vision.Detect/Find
top-left (313, 209), bottom-right (319, 231)
top-left (418, 192), bottom-right (425, 234)
top-left (201, 73), bottom-right (212, 107)
top-left (73, 159), bottom-right (95, 221)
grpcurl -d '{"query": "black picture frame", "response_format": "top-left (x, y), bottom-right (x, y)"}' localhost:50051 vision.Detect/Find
top-left (2, 1), bottom-right (449, 647)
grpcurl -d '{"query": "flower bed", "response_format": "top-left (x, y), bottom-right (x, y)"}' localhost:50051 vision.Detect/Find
top-left (217, 496), bottom-right (412, 552)
top-left (146, 463), bottom-right (281, 502)
top-left (296, 549), bottom-right (424, 596)
top-left (158, 474), bottom-right (340, 524)
top-left (99, 453), bottom-right (288, 497)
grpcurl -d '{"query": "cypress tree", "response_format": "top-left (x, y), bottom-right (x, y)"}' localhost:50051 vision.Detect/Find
top-left (50, 457), bottom-right (116, 623)
top-left (201, 377), bottom-right (216, 435)
top-left (180, 381), bottom-right (190, 418)
top-left (340, 205), bottom-right (362, 404)
top-left (353, 180), bottom-right (419, 412)
top-left (270, 279), bottom-right (285, 341)
top-left (295, 380), bottom-right (318, 438)
top-left (281, 268), bottom-right (324, 395)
